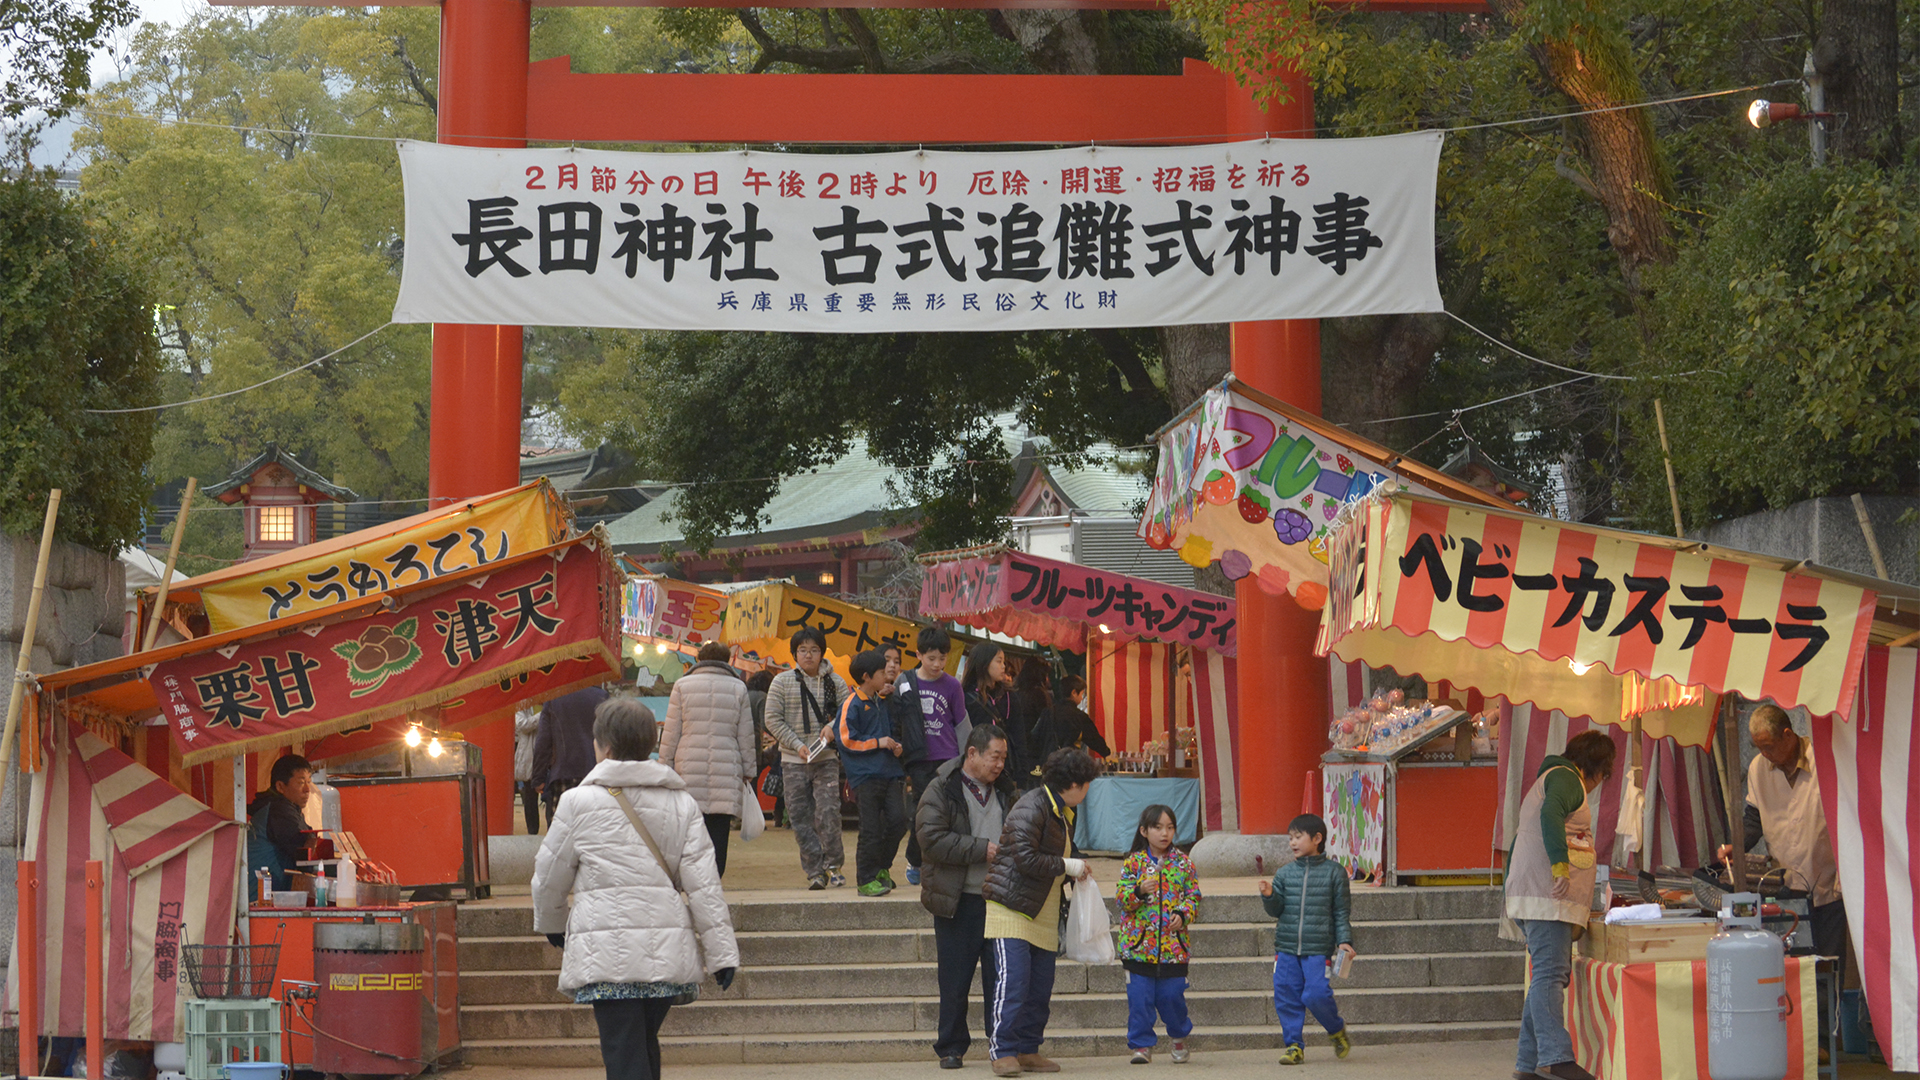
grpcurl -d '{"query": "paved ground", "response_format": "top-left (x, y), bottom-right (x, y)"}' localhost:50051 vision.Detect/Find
top-left (448, 1043), bottom-right (1899, 1080)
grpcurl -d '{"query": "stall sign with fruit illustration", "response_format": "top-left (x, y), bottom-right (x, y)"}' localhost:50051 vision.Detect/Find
top-left (1140, 387), bottom-right (1450, 608)
top-left (149, 541), bottom-right (618, 764)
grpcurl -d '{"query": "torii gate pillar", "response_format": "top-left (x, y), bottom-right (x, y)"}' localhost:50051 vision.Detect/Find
top-left (431, 0), bottom-right (530, 836)
top-left (1227, 73), bottom-right (1328, 841)
top-left (429, 0), bottom-right (531, 510)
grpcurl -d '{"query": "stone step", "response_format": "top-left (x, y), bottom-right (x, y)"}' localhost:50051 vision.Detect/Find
top-left (461, 984), bottom-right (1525, 1041)
top-left (463, 1019), bottom-right (1520, 1067)
top-left (460, 951), bottom-right (1526, 1006)
top-left (457, 915), bottom-right (1518, 975)
top-left (452, 887), bottom-right (1505, 939)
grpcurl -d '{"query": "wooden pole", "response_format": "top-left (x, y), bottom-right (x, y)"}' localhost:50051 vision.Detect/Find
top-left (1654, 400), bottom-right (1685, 539)
top-left (142, 477), bottom-right (196, 652)
top-left (1850, 493), bottom-right (1891, 581)
top-left (16, 859), bottom-right (36, 1077)
top-left (1722, 697), bottom-right (1749, 894)
top-left (84, 859), bottom-right (103, 1080)
top-left (0, 491), bottom-right (60, 777)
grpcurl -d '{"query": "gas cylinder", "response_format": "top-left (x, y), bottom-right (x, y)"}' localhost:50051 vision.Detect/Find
top-left (313, 918), bottom-right (433, 1077)
top-left (1708, 892), bottom-right (1788, 1080)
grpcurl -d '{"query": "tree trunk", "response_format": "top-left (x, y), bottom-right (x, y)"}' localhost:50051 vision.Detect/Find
top-left (1486, 2), bottom-right (1675, 289)
top-left (992, 10), bottom-right (1116, 76)
top-left (1160, 323), bottom-right (1231, 412)
top-left (1815, 0), bottom-right (1902, 167)
top-left (1320, 312), bottom-right (1451, 446)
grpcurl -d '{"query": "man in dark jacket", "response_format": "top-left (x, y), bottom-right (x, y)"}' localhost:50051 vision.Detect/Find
top-left (247, 754), bottom-right (314, 890)
top-left (532, 684), bottom-right (610, 818)
top-left (915, 724), bottom-right (1014, 1070)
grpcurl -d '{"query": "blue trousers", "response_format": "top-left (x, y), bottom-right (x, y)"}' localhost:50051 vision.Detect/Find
top-left (1515, 918), bottom-right (1575, 1072)
top-left (986, 938), bottom-right (1057, 1060)
top-left (1127, 972), bottom-right (1194, 1050)
top-left (1272, 953), bottom-right (1345, 1047)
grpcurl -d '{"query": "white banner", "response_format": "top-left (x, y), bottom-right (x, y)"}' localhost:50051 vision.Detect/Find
top-left (392, 135), bottom-right (1443, 332)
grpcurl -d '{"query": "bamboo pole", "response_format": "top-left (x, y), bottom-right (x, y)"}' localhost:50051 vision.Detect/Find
top-left (1654, 400), bottom-right (1685, 540)
top-left (141, 477), bottom-right (196, 652)
top-left (1723, 696), bottom-right (1749, 895)
top-left (1850, 493), bottom-right (1891, 581)
top-left (0, 490), bottom-right (61, 777)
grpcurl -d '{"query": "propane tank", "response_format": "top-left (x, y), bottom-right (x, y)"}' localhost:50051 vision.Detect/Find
top-left (1708, 892), bottom-right (1788, 1080)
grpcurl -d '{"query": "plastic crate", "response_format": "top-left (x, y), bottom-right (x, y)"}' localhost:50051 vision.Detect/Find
top-left (183, 998), bottom-right (280, 1080)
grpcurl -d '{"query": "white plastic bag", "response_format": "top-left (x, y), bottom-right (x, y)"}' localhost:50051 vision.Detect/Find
top-left (739, 779), bottom-right (766, 841)
top-left (1061, 875), bottom-right (1116, 965)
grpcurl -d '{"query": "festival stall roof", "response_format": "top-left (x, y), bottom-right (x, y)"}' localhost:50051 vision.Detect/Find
top-left (1139, 377), bottom-right (1517, 608)
top-left (1317, 490), bottom-right (1919, 744)
top-left (142, 480), bottom-right (572, 636)
top-left (36, 533), bottom-right (624, 768)
top-left (917, 546), bottom-right (1238, 657)
top-left (721, 580), bottom-right (928, 672)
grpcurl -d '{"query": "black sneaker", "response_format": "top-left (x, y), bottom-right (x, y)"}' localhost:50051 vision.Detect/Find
top-left (808, 874), bottom-right (827, 891)
top-left (940, 1058), bottom-right (963, 1070)
top-left (1536, 1063), bottom-right (1597, 1080)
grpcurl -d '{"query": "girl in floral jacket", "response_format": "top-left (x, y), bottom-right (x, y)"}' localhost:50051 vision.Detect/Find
top-left (1116, 804), bottom-right (1201, 1064)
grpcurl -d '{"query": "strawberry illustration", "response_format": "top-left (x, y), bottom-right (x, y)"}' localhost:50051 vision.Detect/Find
top-left (1201, 470), bottom-right (1237, 505)
top-left (1337, 454), bottom-right (1354, 473)
top-left (1238, 489), bottom-right (1270, 524)
top-left (1145, 520), bottom-right (1173, 550)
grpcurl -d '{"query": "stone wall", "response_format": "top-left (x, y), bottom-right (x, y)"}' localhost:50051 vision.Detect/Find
top-left (0, 534), bottom-right (125, 1044)
top-left (1692, 494), bottom-right (1919, 585)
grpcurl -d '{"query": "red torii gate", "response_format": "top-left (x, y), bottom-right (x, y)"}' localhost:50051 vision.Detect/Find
top-left (224, 0), bottom-right (1485, 841)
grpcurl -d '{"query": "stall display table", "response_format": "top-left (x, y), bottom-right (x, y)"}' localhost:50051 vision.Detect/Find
top-left (1073, 776), bottom-right (1201, 853)
top-left (1322, 708), bottom-right (1499, 883)
top-left (1565, 955), bottom-right (1816, 1080)
top-left (248, 902), bottom-right (460, 1070)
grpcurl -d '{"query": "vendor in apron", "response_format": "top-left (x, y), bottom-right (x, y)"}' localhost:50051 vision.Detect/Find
top-left (1502, 731), bottom-right (1616, 1080)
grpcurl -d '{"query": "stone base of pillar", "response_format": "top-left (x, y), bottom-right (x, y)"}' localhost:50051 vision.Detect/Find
top-left (1189, 831), bottom-right (1298, 878)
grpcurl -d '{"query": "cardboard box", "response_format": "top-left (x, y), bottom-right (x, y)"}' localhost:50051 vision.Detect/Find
top-left (1582, 917), bottom-right (1718, 963)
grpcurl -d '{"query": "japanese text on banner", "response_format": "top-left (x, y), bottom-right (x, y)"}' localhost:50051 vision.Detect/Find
top-left (393, 135), bottom-right (1443, 332)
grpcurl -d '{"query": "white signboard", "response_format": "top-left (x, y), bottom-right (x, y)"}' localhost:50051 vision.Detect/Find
top-left (392, 134), bottom-right (1443, 332)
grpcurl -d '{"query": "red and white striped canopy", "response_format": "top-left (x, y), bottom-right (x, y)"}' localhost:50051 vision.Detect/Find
top-left (1321, 493), bottom-right (1879, 732)
top-left (1814, 645), bottom-right (1920, 1072)
top-left (5, 723), bottom-right (241, 1042)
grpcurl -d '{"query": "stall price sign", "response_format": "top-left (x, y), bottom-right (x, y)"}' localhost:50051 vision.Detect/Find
top-left (197, 481), bottom-right (570, 632)
top-left (623, 577), bottom-right (727, 646)
top-left (1322, 493), bottom-right (1878, 721)
top-left (151, 542), bottom-right (619, 764)
top-left (392, 134), bottom-right (1443, 333)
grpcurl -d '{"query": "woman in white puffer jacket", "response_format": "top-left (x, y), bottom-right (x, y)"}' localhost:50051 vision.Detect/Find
top-left (660, 642), bottom-right (757, 876)
top-left (533, 696), bottom-right (741, 1080)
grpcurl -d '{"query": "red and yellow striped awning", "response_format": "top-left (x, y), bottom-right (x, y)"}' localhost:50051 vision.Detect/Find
top-left (1320, 493), bottom-right (1878, 733)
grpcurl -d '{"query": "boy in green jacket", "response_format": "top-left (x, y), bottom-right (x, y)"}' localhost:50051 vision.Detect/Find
top-left (1258, 814), bottom-right (1357, 1065)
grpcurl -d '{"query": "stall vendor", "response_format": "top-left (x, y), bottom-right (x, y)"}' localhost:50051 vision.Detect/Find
top-left (1719, 705), bottom-right (1845, 973)
top-left (247, 754), bottom-right (314, 891)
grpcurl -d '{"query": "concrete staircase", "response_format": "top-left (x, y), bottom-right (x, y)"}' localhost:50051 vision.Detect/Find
top-left (457, 886), bottom-right (1524, 1066)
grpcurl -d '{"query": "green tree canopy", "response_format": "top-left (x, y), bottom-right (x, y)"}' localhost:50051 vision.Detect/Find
top-left (0, 169), bottom-right (160, 549)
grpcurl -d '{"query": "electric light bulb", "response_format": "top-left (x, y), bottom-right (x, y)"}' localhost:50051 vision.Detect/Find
top-left (633, 640), bottom-right (646, 656)
top-left (427, 737), bottom-right (444, 758)
top-left (1098, 623), bottom-right (1112, 635)
top-left (1568, 660), bottom-right (1594, 677)
top-left (404, 726), bottom-right (423, 747)
top-left (656, 642), bottom-right (671, 654)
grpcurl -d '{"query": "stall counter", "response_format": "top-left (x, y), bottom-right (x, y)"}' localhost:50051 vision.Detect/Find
top-left (248, 901), bottom-right (459, 1069)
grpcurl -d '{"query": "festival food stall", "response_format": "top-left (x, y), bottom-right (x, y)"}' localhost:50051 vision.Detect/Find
top-left (7, 532), bottom-right (625, 1073)
top-left (917, 547), bottom-right (1240, 852)
top-left (1137, 377), bottom-right (1520, 852)
top-left (721, 579), bottom-right (925, 673)
top-left (1316, 487), bottom-right (1920, 1079)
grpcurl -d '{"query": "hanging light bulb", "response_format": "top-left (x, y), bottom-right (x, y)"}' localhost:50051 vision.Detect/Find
top-left (656, 641), bottom-right (672, 655)
top-left (633, 640), bottom-right (647, 657)
top-left (1098, 624), bottom-right (1113, 635)
top-left (404, 725), bottom-right (423, 748)
top-left (427, 737), bottom-right (445, 758)
top-left (1568, 660), bottom-right (1594, 677)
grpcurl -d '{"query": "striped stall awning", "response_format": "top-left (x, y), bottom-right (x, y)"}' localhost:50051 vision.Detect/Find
top-left (4, 723), bottom-right (242, 1042)
top-left (1814, 645), bottom-right (1920, 1072)
top-left (1321, 492), bottom-right (1880, 739)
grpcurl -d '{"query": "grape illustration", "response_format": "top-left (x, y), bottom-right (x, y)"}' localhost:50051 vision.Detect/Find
top-left (1273, 508), bottom-right (1313, 545)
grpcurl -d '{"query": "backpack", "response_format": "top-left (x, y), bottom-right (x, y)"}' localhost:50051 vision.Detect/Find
top-left (891, 671), bottom-right (929, 765)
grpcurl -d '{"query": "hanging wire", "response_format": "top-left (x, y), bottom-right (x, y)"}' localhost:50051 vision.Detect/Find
top-left (84, 323), bottom-right (394, 414)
